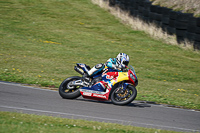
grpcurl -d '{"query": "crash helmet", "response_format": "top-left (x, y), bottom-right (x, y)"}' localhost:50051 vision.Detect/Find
top-left (116, 53), bottom-right (129, 68)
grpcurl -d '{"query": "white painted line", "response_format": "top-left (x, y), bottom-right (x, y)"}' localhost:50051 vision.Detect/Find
top-left (0, 81), bottom-right (199, 113)
top-left (0, 105), bottom-right (199, 132)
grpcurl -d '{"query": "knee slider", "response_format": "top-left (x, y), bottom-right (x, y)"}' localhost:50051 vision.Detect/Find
top-left (95, 63), bottom-right (104, 69)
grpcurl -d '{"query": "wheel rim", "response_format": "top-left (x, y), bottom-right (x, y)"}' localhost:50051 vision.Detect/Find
top-left (62, 79), bottom-right (80, 93)
top-left (113, 87), bottom-right (133, 102)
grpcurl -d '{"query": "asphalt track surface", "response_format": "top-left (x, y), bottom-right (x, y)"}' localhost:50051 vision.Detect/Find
top-left (0, 81), bottom-right (200, 132)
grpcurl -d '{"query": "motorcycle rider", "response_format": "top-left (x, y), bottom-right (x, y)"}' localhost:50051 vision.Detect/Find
top-left (83, 53), bottom-right (130, 84)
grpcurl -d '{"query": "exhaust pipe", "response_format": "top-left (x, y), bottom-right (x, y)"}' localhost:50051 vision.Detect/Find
top-left (74, 66), bottom-right (84, 75)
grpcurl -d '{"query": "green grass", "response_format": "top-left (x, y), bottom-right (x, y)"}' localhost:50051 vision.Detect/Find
top-left (0, 111), bottom-right (181, 133)
top-left (0, 0), bottom-right (200, 110)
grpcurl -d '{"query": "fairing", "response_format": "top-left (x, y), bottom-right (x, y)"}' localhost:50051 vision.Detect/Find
top-left (79, 65), bottom-right (138, 101)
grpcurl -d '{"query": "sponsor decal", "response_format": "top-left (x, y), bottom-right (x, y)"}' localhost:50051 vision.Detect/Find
top-left (106, 75), bottom-right (114, 79)
top-left (93, 94), bottom-right (107, 98)
top-left (80, 89), bottom-right (107, 94)
top-left (83, 92), bottom-right (92, 96)
top-left (102, 68), bottom-right (108, 75)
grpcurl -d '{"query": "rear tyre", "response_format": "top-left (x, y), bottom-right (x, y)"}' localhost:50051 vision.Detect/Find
top-left (59, 76), bottom-right (81, 99)
top-left (111, 85), bottom-right (137, 105)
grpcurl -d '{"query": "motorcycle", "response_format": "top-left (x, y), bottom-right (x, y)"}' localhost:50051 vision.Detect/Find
top-left (59, 63), bottom-right (138, 105)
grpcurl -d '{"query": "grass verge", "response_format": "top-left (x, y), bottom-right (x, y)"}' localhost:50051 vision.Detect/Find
top-left (0, 0), bottom-right (200, 110)
top-left (0, 111), bottom-right (181, 133)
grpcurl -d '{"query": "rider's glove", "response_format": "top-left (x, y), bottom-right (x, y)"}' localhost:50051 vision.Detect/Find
top-left (114, 65), bottom-right (121, 71)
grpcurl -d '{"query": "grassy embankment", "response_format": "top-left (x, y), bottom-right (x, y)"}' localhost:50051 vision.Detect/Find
top-left (150, 0), bottom-right (200, 17)
top-left (0, 0), bottom-right (200, 111)
top-left (0, 111), bottom-right (180, 133)
top-left (92, 0), bottom-right (200, 50)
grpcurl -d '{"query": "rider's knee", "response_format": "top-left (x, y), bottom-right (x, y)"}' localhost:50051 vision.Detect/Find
top-left (88, 63), bottom-right (105, 76)
top-left (95, 63), bottom-right (104, 69)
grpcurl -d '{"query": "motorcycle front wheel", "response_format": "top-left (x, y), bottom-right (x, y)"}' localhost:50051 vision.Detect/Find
top-left (110, 85), bottom-right (137, 105)
top-left (59, 76), bottom-right (82, 99)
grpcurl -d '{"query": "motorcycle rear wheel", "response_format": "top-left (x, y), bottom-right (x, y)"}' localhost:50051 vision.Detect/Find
top-left (59, 76), bottom-right (81, 99)
top-left (111, 85), bottom-right (137, 105)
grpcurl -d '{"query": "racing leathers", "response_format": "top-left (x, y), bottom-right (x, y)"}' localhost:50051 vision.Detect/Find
top-left (83, 53), bottom-right (130, 87)
top-left (86, 58), bottom-right (121, 77)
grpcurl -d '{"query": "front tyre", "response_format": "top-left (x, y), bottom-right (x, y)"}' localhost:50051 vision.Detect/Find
top-left (111, 85), bottom-right (137, 105)
top-left (59, 76), bottom-right (81, 99)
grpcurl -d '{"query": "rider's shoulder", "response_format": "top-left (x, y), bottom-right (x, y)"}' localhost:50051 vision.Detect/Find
top-left (107, 58), bottom-right (116, 62)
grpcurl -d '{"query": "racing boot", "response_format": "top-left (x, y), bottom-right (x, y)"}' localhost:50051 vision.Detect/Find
top-left (82, 73), bottom-right (92, 86)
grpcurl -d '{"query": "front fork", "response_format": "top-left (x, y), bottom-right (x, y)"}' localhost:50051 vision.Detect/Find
top-left (115, 82), bottom-right (129, 93)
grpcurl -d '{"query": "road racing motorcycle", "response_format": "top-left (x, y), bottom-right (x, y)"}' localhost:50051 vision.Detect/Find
top-left (59, 63), bottom-right (138, 105)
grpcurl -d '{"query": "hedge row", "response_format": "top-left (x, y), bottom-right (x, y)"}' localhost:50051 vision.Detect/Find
top-left (108, 0), bottom-right (200, 50)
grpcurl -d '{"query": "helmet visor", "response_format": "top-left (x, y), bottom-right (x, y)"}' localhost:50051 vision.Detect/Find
top-left (123, 61), bottom-right (129, 66)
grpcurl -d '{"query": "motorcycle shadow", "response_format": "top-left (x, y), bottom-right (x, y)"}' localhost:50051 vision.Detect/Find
top-left (76, 98), bottom-right (151, 108)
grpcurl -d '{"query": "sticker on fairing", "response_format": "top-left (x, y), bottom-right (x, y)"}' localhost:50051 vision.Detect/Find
top-left (93, 94), bottom-right (107, 98)
top-left (80, 89), bottom-right (107, 95)
top-left (83, 92), bottom-right (92, 96)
